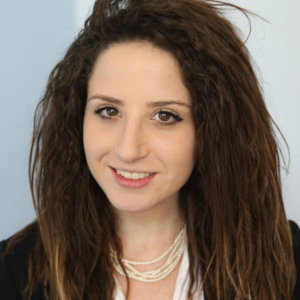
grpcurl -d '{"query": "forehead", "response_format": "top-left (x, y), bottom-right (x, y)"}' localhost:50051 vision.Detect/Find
top-left (88, 41), bottom-right (191, 105)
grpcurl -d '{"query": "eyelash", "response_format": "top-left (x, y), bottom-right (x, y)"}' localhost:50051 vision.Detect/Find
top-left (94, 106), bottom-right (120, 120)
top-left (94, 106), bottom-right (183, 125)
top-left (152, 110), bottom-right (183, 125)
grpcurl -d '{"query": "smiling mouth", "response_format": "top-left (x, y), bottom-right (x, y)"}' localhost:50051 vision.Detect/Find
top-left (112, 168), bottom-right (155, 180)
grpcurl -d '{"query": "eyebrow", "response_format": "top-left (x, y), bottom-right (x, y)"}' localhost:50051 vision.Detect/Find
top-left (87, 94), bottom-right (191, 108)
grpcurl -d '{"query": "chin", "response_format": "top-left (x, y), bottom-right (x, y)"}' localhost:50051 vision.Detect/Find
top-left (110, 199), bottom-right (155, 214)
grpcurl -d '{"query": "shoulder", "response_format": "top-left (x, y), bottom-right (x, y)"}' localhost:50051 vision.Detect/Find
top-left (289, 220), bottom-right (300, 299)
top-left (0, 223), bottom-right (40, 300)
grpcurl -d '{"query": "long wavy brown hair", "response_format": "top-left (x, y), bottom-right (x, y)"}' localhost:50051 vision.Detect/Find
top-left (6, 0), bottom-right (296, 299)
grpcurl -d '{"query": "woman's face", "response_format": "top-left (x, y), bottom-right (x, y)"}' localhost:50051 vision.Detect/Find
top-left (83, 41), bottom-right (195, 214)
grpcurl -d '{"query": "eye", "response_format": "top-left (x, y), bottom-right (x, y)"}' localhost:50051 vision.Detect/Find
top-left (153, 110), bottom-right (183, 124)
top-left (94, 106), bottom-right (120, 119)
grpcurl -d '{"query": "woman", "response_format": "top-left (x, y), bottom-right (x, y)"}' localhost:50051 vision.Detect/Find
top-left (0, 0), bottom-right (299, 299)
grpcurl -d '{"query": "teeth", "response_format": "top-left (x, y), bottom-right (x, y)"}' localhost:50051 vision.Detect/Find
top-left (116, 169), bottom-right (151, 179)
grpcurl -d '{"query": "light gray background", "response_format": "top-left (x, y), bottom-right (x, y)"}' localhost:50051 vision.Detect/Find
top-left (1, 0), bottom-right (299, 240)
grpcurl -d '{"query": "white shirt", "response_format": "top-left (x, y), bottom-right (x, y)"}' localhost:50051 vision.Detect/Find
top-left (114, 248), bottom-right (204, 300)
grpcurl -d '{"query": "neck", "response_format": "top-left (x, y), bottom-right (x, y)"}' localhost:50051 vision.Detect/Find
top-left (115, 198), bottom-right (184, 261)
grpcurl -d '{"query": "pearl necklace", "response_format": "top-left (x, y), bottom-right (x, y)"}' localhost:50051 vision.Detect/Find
top-left (112, 225), bottom-right (187, 283)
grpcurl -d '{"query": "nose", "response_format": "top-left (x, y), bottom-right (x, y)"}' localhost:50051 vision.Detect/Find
top-left (115, 119), bottom-right (148, 162)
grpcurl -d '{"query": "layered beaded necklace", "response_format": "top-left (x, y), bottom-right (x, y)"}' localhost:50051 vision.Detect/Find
top-left (112, 225), bottom-right (187, 283)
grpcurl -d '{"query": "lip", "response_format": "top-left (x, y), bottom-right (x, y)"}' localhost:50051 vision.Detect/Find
top-left (111, 166), bottom-right (154, 173)
top-left (110, 167), bottom-right (157, 189)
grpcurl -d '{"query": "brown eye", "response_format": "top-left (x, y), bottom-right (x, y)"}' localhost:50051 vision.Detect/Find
top-left (153, 110), bottom-right (183, 125)
top-left (95, 106), bottom-right (120, 119)
top-left (106, 107), bottom-right (118, 116)
top-left (158, 111), bottom-right (171, 122)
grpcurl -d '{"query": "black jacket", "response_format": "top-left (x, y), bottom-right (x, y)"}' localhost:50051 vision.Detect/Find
top-left (1, 221), bottom-right (299, 299)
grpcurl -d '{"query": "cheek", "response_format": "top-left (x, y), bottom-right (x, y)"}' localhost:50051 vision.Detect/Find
top-left (83, 118), bottom-right (96, 160)
top-left (173, 143), bottom-right (195, 171)
top-left (83, 117), bottom-right (111, 162)
top-left (157, 128), bottom-right (195, 173)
